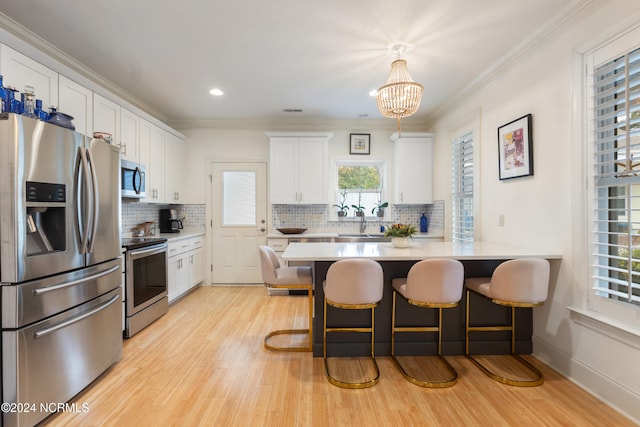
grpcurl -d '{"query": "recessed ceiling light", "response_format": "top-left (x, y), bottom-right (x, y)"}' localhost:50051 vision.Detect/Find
top-left (369, 89), bottom-right (378, 97)
top-left (209, 88), bottom-right (224, 96)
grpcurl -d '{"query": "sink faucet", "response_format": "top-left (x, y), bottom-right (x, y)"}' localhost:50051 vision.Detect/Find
top-left (359, 215), bottom-right (367, 233)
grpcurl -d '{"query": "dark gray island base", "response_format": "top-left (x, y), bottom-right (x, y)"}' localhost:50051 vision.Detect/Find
top-left (312, 259), bottom-right (534, 358)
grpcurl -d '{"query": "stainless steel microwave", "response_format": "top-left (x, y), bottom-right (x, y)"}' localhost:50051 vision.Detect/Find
top-left (121, 159), bottom-right (146, 198)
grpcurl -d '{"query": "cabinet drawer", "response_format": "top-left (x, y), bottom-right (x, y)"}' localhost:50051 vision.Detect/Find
top-left (267, 238), bottom-right (288, 251)
top-left (168, 240), bottom-right (191, 257)
top-left (189, 236), bottom-right (204, 249)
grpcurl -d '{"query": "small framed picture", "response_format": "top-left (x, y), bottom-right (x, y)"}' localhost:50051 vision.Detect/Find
top-left (497, 114), bottom-right (533, 180)
top-left (350, 133), bottom-right (370, 155)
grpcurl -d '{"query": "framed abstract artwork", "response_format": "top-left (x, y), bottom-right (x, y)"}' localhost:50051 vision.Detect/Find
top-left (497, 114), bottom-right (533, 180)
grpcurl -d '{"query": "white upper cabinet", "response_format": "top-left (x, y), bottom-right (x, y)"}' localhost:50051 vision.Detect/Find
top-left (58, 75), bottom-right (93, 136)
top-left (119, 107), bottom-right (139, 163)
top-left (0, 45), bottom-right (58, 109)
top-left (392, 132), bottom-right (434, 204)
top-left (93, 93), bottom-right (120, 146)
top-left (268, 134), bottom-right (331, 204)
top-left (164, 132), bottom-right (184, 203)
top-left (140, 119), bottom-right (164, 203)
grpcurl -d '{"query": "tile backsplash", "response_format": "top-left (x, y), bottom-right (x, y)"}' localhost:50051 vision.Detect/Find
top-left (121, 201), bottom-right (206, 234)
top-left (122, 200), bottom-right (443, 236)
top-left (272, 200), bottom-right (444, 233)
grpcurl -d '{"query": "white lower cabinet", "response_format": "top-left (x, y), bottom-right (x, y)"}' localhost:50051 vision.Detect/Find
top-left (167, 235), bottom-right (204, 303)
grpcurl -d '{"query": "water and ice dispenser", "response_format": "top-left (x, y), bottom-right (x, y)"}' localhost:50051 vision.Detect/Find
top-left (25, 181), bottom-right (66, 255)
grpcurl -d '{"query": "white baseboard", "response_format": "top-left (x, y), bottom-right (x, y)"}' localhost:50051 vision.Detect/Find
top-left (533, 338), bottom-right (640, 424)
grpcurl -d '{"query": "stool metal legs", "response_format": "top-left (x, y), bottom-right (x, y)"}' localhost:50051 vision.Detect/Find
top-left (264, 284), bottom-right (313, 352)
top-left (323, 297), bottom-right (380, 389)
top-left (465, 289), bottom-right (544, 387)
top-left (391, 291), bottom-right (458, 388)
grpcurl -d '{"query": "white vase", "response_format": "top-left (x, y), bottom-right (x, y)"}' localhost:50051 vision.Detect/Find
top-left (391, 237), bottom-right (409, 248)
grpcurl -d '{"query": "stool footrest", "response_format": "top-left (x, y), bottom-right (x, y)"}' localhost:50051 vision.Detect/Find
top-left (324, 356), bottom-right (380, 389)
top-left (264, 329), bottom-right (312, 352)
top-left (466, 354), bottom-right (544, 387)
top-left (392, 355), bottom-right (457, 388)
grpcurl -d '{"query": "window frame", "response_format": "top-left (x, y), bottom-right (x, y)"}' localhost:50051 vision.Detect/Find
top-left (580, 25), bottom-right (640, 331)
top-left (331, 158), bottom-right (387, 220)
top-left (451, 130), bottom-right (475, 242)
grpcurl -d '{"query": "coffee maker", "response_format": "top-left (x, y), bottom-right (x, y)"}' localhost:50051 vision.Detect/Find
top-left (159, 209), bottom-right (183, 233)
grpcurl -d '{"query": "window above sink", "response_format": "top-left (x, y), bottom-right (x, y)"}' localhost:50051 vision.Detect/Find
top-left (333, 160), bottom-right (387, 220)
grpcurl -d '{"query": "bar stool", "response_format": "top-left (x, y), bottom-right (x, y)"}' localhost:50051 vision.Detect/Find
top-left (391, 259), bottom-right (464, 387)
top-left (465, 258), bottom-right (550, 386)
top-left (323, 258), bottom-right (384, 389)
top-left (258, 246), bottom-right (313, 352)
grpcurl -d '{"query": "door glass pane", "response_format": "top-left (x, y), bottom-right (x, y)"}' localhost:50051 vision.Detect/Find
top-left (223, 171), bottom-right (256, 225)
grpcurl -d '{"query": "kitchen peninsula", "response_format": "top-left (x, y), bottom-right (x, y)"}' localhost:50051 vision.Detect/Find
top-left (282, 241), bottom-right (561, 357)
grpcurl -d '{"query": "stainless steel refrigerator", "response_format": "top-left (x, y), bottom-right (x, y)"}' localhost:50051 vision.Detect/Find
top-left (0, 113), bottom-right (123, 427)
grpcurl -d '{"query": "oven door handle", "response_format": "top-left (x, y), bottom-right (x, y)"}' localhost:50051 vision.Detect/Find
top-left (32, 265), bottom-right (120, 296)
top-left (129, 244), bottom-right (168, 259)
top-left (34, 294), bottom-right (120, 339)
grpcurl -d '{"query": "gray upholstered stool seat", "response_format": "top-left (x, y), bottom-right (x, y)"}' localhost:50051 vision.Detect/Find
top-left (391, 259), bottom-right (464, 387)
top-left (259, 245), bottom-right (313, 352)
top-left (323, 258), bottom-right (384, 388)
top-left (465, 257), bottom-right (550, 386)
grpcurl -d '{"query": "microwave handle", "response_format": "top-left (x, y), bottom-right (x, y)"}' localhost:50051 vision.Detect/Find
top-left (133, 166), bottom-right (142, 195)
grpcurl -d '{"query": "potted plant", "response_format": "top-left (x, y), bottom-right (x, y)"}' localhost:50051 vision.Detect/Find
top-left (333, 189), bottom-right (350, 217)
top-left (384, 223), bottom-right (417, 248)
top-left (351, 190), bottom-right (365, 217)
top-left (372, 193), bottom-right (388, 218)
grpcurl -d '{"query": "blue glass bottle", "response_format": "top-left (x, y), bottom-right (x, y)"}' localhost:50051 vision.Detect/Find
top-left (8, 87), bottom-right (21, 114)
top-left (420, 212), bottom-right (428, 233)
top-left (0, 75), bottom-right (7, 113)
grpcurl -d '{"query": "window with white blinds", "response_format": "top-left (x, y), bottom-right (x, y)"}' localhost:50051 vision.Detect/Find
top-left (592, 45), bottom-right (640, 307)
top-left (452, 132), bottom-right (474, 242)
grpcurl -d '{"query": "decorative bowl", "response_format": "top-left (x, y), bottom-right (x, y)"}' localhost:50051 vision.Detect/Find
top-left (276, 228), bottom-right (307, 235)
top-left (47, 111), bottom-right (75, 130)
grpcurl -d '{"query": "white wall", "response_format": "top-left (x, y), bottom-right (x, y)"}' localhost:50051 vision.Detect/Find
top-left (428, 1), bottom-right (640, 422)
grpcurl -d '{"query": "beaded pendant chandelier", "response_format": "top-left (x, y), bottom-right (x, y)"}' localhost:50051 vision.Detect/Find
top-left (376, 45), bottom-right (423, 133)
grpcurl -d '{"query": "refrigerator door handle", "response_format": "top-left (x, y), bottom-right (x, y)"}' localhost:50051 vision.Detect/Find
top-left (78, 146), bottom-right (91, 254)
top-left (86, 148), bottom-right (100, 253)
top-left (33, 294), bottom-right (120, 339)
top-left (32, 264), bottom-right (119, 296)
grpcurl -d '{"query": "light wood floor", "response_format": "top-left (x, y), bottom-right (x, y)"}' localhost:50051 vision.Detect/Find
top-left (42, 286), bottom-right (635, 427)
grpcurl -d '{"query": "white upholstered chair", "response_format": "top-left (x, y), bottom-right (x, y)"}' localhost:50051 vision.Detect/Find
top-left (258, 245), bottom-right (313, 352)
top-left (323, 258), bottom-right (384, 389)
top-left (391, 259), bottom-right (464, 387)
top-left (465, 258), bottom-right (550, 386)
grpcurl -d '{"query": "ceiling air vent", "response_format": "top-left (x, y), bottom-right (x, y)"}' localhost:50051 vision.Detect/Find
top-left (282, 108), bottom-right (303, 113)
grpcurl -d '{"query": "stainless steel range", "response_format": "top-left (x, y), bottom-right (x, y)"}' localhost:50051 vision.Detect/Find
top-left (121, 237), bottom-right (168, 338)
top-left (0, 113), bottom-right (122, 427)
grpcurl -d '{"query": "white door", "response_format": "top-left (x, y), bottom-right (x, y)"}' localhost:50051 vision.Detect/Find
top-left (211, 162), bottom-right (267, 283)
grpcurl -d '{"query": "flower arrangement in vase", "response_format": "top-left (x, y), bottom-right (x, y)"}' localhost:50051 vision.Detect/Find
top-left (384, 223), bottom-right (417, 248)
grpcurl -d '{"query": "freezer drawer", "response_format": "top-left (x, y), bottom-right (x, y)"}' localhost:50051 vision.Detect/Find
top-left (2, 288), bottom-right (122, 427)
top-left (2, 258), bottom-right (121, 329)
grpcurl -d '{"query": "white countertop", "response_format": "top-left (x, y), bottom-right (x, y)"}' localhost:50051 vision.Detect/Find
top-left (267, 231), bottom-right (444, 239)
top-left (281, 241), bottom-right (562, 261)
top-left (159, 228), bottom-right (205, 242)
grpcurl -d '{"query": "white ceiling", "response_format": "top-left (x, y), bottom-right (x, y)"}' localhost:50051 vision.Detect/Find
top-left (0, 0), bottom-right (582, 126)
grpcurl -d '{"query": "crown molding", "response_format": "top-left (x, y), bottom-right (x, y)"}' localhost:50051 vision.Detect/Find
top-left (424, 0), bottom-right (593, 129)
top-left (169, 116), bottom-right (430, 132)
